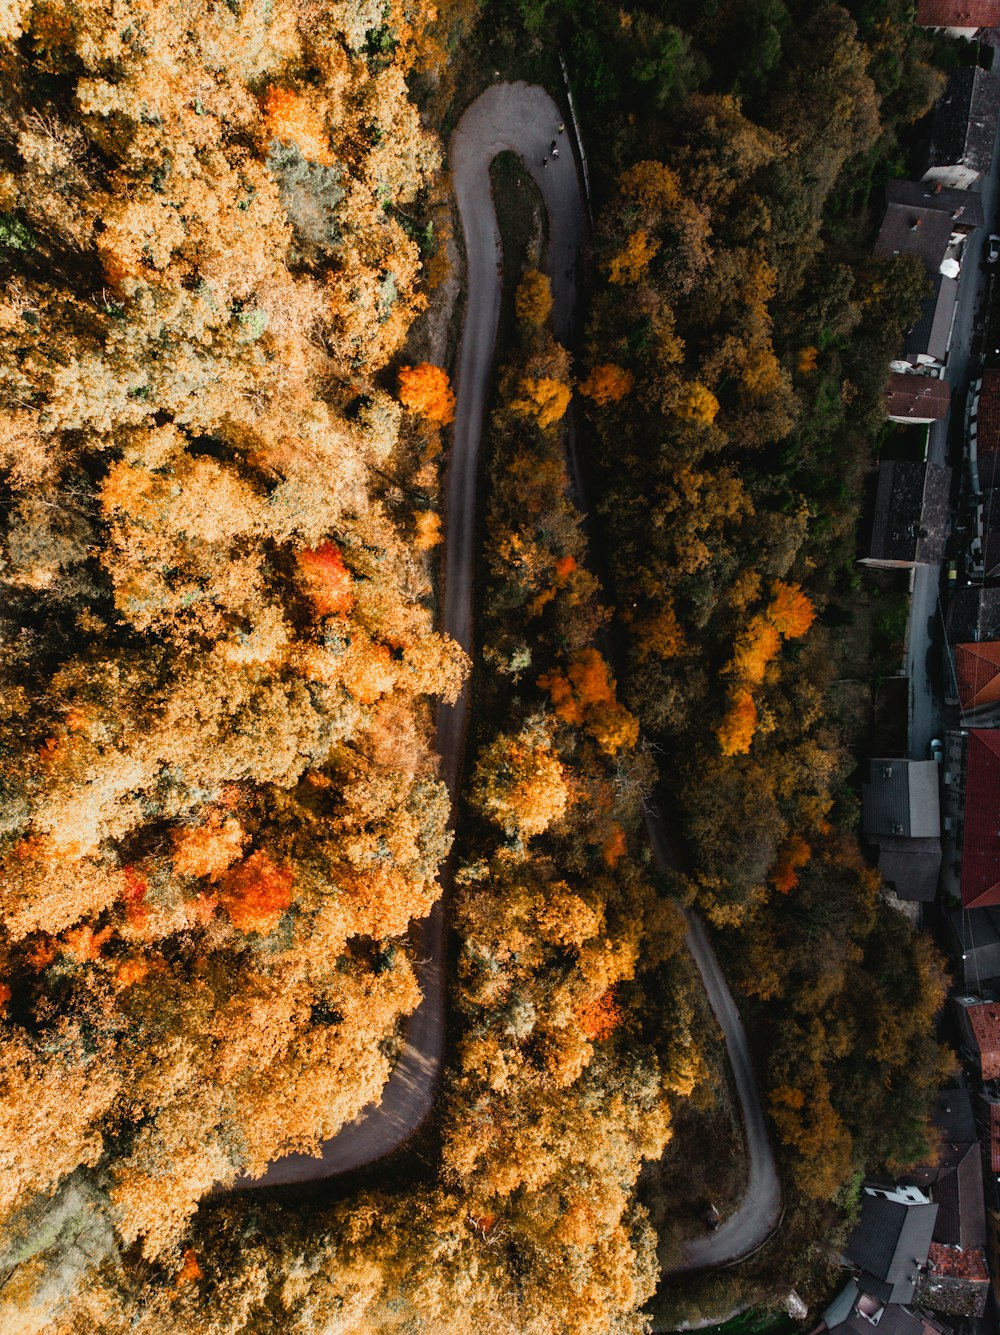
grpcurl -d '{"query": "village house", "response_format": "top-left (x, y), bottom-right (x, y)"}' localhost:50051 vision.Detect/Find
top-left (861, 759), bottom-right (942, 902)
top-left (861, 461), bottom-right (952, 568)
top-left (950, 906), bottom-right (1000, 990)
top-left (886, 373), bottom-right (952, 425)
top-left (955, 996), bottom-right (1000, 1075)
top-left (944, 734), bottom-right (1000, 906)
top-left (923, 67), bottom-right (1000, 190)
top-left (915, 0), bottom-right (1000, 39)
top-left (842, 1185), bottom-right (939, 1305)
top-left (896, 274), bottom-right (961, 372)
top-left (946, 587), bottom-right (1000, 645)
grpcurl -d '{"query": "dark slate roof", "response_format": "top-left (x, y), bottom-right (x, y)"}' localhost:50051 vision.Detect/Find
top-left (934, 1088), bottom-right (978, 1149)
top-left (904, 275), bottom-right (959, 365)
top-left (876, 837), bottom-right (943, 902)
top-left (961, 731), bottom-right (1000, 907)
top-left (950, 908), bottom-right (1000, 988)
top-left (886, 181), bottom-right (985, 231)
top-left (931, 1143), bottom-right (986, 1250)
top-left (874, 203), bottom-right (954, 277)
top-left (917, 0), bottom-right (1000, 26)
top-left (928, 68), bottom-right (1000, 178)
top-left (839, 1307), bottom-right (927, 1335)
top-left (886, 373), bottom-right (952, 422)
top-left (862, 760), bottom-right (941, 838)
top-left (844, 1189), bottom-right (939, 1304)
top-left (946, 588), bottom-right (1000, 643)
top-left (866, 462), bottom-right (952, 565)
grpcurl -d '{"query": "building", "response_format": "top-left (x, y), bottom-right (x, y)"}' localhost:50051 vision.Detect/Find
top-left (820, 1282), bottom-right (943, 1335)
top-left (886, 373), bottom-right (952, 425)
top-left (898, 274), bottom-right (960, 371)
top-left (956, 732), bottom-right (1000, 906)
top-left (955, 996), bottom-right (1000, 1076)
top-left (886, 181), bottom-right (986, 233)
top-left (924, 68), bottom-right (1000, 190)
top-left (949, 907), bottom-right (1000, 990)
top-left (874, 201), bottom-right (962, 278)
top-left (916, 1243), bottom-right (990, 1316)
top-left (956, 642), bottom-right (1000, 713)
top-left (843, 1185), bottom-right (939, 1304)
top-left (861, 462), bottom-right (952, 568)
top-left (863, 760), bottom-right (941, 839)
top-left (915, 0), bottom-right (1000, 38)
top-left (946, 588), bottom-right (1000, 644)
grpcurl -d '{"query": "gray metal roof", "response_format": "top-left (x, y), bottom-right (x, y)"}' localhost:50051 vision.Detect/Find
top-left (904, 275), bottom-right (959, 365)
top-left (862, 760), bottom-right (941, 838)
top-left (949, 907), bottom-right (1000, 988)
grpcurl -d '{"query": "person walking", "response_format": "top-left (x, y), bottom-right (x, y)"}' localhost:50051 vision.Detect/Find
top-left (542, 156), bottom-right (548, 167)
top-left (552, 147), bottom-right (559, 158)
top-left (558, 122), bottom-right (565, 133)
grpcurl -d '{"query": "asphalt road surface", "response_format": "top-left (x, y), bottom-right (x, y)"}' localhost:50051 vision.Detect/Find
top-left (238, 86), bottom-right (782, 1270)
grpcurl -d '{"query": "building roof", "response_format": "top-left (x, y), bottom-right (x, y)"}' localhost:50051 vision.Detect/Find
top-left (876, 837), bottom-right (942, 902)
top-left (928, 68), bottom-right (1000, 177)
top-left (904, 275), bottom-right (959, 365)
top-left (916, 0), bottom-right (1000, 26)
top-left (956, 642), bottom-right (1000, 711)
top-left (934, 1088), bottom-right (978, 1148)
top-left (931, 1143), bottom-right (987, 1249)
top-left (946, 587), bottom-right (1000, 643)
top-left (866, 462), bottom-right (952, 565)
top-left (886, 373), bottom-right (952, 422)
top-left (982, 1096), bottom-right (1000, 1171)
top-left (926, 1242), bottom-right (989, 1281)
top-left (961, 732), bottom-right (1000, 907)
top-left (844, 1187), bottom-right (939, 1305)
top-left (976, 368), bottom-right (1000, 456)
top-left (874, 203), bottom-right (956, 277)
top-left (886, 181), bottom-right (985, 231)
top-left (964, 999), bottom-right (1000, 1076)
top-left (862, 760), bottom-right (942, 839)
top-left (949, 907), bottom-right (1000, 989)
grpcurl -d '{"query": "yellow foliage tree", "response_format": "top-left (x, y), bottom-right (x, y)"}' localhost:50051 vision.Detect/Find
top-left (470, 728), bottom-right (571, 840)
top-left (262, 87), bottom-right (335, 167)
top-left (606, 229), bottom-right (660, 285)
top-left (511, 376), bottom-right (571, 428)
top-left (676, 381), bottom-right (721, 424)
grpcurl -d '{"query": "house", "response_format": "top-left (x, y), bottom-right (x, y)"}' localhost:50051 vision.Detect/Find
top-left (956, 732), bottom-right (1000, 905)
top-left (874, 201), bottom-right (960, 278)
top-left (861, 759), bottom-right (942, 902)
top-left (915, 0), bottom-right (1000, 38)
top-left (968, 369), bottom-right (1000, 493)
top-left (916, 1243), bottom-right (990, 1316)
top-left (863, 760), bottom-right (941, 839)
top-left (924, 68), bottom-right (1000, 190)
top-left (954, 996), bottom-right (1000, 1075)
top-left (898, 274), bottom-right (960, 371)
top-left (946, 587), bottom-right (1000, 643)
top-left (904, 1090), bottom-right (986, 1250)
top-left (861, 462), bottom-right (952, 568)
top-left (819, 1282), bottom-right (943, 1335)
top-left (842, 1184), bottom-right (939, 1304)
top-left (956, 642), bottom-right (1000, 713)
top-left (886, 181), bottom-right (986, 234)
top-left (949, 907), bottom-right (1000, 989)
top-left (886, 373), bottom-right (952, 425)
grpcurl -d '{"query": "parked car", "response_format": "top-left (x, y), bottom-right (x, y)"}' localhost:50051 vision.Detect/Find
top-left (988, 234), bottom-right (1000, 264)
top-left (930, 737), bottom-right (944, 764)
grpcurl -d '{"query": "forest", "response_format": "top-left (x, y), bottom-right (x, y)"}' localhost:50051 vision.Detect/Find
top-left (0, 0), bottom-right (960, 1330)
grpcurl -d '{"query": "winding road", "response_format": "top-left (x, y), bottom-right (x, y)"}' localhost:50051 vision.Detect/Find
top-left (237, 80), bottom-right (781, 1277)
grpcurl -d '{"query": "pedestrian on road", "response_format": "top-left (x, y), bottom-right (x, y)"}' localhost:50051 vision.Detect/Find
top-left (542, 156), bottom-right (548, 167)
top-left (558, 122), bottom-right (565, 133)
top-left (552, 147), bottom-right (559, 158)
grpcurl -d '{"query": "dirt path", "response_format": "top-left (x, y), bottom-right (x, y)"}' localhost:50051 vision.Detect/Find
top-left (241, 86), bottom-right (781, 1274)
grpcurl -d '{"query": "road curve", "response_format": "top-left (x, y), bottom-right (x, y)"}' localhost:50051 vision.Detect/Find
top-left (239, 82), bottom-right (781, 1273)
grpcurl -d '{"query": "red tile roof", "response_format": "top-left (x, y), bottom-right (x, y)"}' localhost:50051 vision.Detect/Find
top-left (961, 730), bottom-right (1000, 907)
top-left (967, 1002), bottom-right (1000, 1079)
top-left (988, 1102), bottom-right (1000, 1172)
top-left (917, 0), bottom-right (1000, 25)
top-left (956, 642), bottom-right (1000, 710)
top-left (978, 367), bottom-right (1000, 456)
top-left (886, 373), bottom-right (951, 421)
top-left (927, 1242), bottom-right (990, 1281)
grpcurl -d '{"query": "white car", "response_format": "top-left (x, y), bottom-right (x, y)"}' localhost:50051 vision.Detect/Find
top-left (988, 234), bottom-right (1000, 264)
top-left (930, 738), bottom-right (943, 764)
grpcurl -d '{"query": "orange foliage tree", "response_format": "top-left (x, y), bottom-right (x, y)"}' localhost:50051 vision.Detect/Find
top-left (296, 543), bottom-right (354, 616)
top-left (398, 363), bottom-right (456, 425)
top-left (574, 989), bottom-right (623, 1041)
top-left (262, 87), bottom-right (335, 166)
top-left (219, 852), bottom-right (294, 933)
top-left (578, 363), bottom-right (634, 405)
top-left (717, 688), bottom-right (758, 757)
